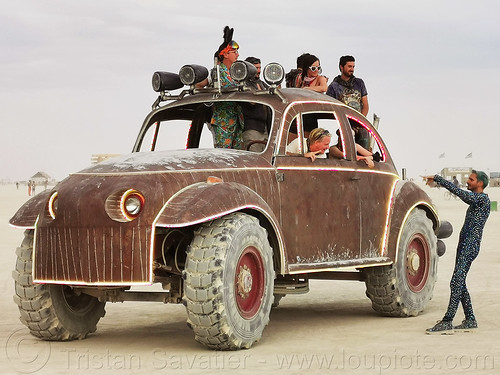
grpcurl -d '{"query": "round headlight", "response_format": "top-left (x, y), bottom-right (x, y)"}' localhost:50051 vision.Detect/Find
top-left (125, 196), bottom-right (142, 216)
top-left (105, 189), bottom-right (145, 222)
top-left (120, 190), bottom-right (145, 220)
top-left (179, 64), bottom-right (209, 86)
top-left (48, 191), bottom-right (58, 220)
top-left (229, 60), bottom-right (257, 82)
top-left (263, 63), bottom-right (284, 86)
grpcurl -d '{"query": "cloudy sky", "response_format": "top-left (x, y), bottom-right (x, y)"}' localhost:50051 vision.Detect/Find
top-left (1, 0), bottom-right (499, 182)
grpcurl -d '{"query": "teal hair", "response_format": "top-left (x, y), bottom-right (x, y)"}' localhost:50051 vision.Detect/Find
top-left (472, 169), bottom-right (489, 188)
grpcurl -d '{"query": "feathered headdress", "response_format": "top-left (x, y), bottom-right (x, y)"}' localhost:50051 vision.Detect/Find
top-left (215, 26), bottom-right (238, 61)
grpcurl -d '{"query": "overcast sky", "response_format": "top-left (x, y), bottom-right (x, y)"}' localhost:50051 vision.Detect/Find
top-left (1, 0), bottom-right (499, 182)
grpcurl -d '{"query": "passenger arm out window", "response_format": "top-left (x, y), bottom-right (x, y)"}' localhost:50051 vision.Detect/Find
top-left (347, 115), bottom-right (386, 163)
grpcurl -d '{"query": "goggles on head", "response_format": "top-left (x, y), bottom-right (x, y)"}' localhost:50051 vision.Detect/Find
top-left (219, 41), bottom-right (239, 56)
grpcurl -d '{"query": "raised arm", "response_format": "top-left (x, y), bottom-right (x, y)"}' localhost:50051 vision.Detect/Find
top-left (433, 175), bottom-right (477, 205)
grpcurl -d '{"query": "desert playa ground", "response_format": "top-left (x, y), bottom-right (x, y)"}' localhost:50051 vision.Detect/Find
top-left (0, 183), bottom-right (499, 375)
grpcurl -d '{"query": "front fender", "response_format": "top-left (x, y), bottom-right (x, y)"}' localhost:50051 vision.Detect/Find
top-left (154, 181), bottom-right (286, 271)
top-left (9, 190), bottom-right (52, 228)
top-left (385, 180), bottom-right (439, 261)
top-left (154, 181), bottom-right (278, 227)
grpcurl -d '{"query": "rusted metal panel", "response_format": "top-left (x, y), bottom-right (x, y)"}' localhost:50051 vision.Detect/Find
top-left (34, 225), bottom-right (151, 284)
top-left (29, 150), bottom-right (283, 284)
top-left (9, 190), bottom-right (51, 228)
top-left (385, 181), bottom-right (437, 260)
top-left (288, 257), bottom-right (392, 274)
top-left (155, 181), bottom-right (279, 228)
top-left (275, 157), bottom-right (362, 268)
top-left (358, 170), bottom-right (400, 258)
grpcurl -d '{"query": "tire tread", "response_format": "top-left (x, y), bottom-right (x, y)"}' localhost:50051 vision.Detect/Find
top-left (13, 230), bottom-right (105, 341)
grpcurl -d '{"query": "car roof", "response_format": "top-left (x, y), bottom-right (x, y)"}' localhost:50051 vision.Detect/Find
top-left (154, 87), bottom-right (349, 112)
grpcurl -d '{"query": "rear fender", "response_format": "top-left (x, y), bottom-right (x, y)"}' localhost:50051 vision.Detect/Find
top-left (154, 182), bottom-right (287, 273)
top-left (385, 181), bottom-right (439, 261)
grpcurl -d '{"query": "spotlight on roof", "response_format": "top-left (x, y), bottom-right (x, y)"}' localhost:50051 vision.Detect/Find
top-left (179, 64), bottom-right (209, 86)
top-left (263, 63), bottom-right (284, 86)
top-left (229, 60), bottom-right (257, 83)
top-left (152, 72), bottom-right (183, 92)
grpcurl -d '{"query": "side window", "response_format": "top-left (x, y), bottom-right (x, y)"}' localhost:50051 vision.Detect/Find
top-left (347, 116), bottom-right (385, 162)
top-left (240, 101), bottom-right (273, 152)
top-left (285, 115), bottom-right (303, 154)
top-left (285, 112), bottom-right (342, 157)
top-left (316, 115), bottom-right (345, 160)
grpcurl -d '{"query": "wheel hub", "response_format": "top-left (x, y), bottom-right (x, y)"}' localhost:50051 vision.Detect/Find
top-left (237, 264), bottom-right (253, 299)
top-left (405, 233), bottom-right (430, 293)
top-left (407, 250), bottom-right (420, 276)
top-left (234, 246), bottom-right (266, 319)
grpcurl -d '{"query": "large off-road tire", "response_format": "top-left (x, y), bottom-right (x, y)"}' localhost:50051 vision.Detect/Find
top-left (12, 230), bottom-right (106, 340)
top-left (183, 213), bottom-right (275, 350)
top-left (365, 208), bottom-right (438, 317)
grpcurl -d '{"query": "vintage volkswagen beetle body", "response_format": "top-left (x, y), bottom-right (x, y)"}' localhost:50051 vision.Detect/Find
top-left (11, 62), bottom-right (451, 350)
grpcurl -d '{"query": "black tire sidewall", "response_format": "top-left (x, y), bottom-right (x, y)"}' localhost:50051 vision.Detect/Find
top-left (48, 284), bottom-right (105, 335)
top-left (14, 230), bottom-right (105, 340)
top-left (394, 209), bottom-right (437, 315)
top-left (221, 215), bottom-right (274, 343)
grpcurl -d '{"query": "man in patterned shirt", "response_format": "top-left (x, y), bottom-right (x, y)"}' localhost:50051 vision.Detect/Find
top-left (209, 39), bottom-right (244, 149)
top-left (326, 55), bottom-right (370, 149)
top-left (326, 55), bottom-right (369, 116)
top-left (425, 170), bottom-right (490, 334)
top-left (197, 26), bottom-right (244, 149)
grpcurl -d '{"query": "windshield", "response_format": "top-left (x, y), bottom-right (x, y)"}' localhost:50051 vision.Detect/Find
top-left (136, 101), bottom-right (273, 153)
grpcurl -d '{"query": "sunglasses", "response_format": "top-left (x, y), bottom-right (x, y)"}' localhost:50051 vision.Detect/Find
top-left (309, 66), bottom-right (322, 73)
top-left (320, 129), bottom-right (331, 137)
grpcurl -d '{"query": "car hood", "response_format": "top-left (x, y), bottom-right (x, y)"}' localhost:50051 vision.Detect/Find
top-left (75, 148), bottom-right (271, 175)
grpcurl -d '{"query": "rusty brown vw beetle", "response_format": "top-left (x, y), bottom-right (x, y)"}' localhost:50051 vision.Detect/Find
top-left (10, 61), bottom-right (451, 350)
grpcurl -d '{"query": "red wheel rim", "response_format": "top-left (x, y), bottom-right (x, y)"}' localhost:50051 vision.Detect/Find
top-left (235, 246), bottom-right (265, 319)
top-left (406, 234), bottom-right (430, 292)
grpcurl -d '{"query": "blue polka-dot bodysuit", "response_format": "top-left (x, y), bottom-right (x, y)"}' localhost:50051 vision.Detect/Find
top-left (434, 175), bottom-right (490, 322)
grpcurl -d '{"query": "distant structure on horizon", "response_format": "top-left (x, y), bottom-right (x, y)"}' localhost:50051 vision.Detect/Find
top-left (29, 171), bottom-right (56, 188)
top-left (440, 167), bottom-right (472, 186)
top-left (490, 172), bottom-right (500, 187)
top-left (440, 167), bottom-right (500, 187)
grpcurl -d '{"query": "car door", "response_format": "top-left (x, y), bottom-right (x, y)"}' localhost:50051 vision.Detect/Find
top-left (342, 112), bottom-right (399, 260)
top-left (273, 104), bottom-right (362, 273)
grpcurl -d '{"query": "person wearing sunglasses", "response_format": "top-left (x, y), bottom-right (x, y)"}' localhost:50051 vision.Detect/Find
top-left (296, 54), bottom-right (328, 93)
top-left (204, 26), bottom-right (245, 149)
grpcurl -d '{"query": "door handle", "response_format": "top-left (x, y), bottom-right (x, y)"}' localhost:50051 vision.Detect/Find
top-left (350, 176), bottom-right (361, 181)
